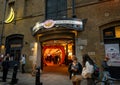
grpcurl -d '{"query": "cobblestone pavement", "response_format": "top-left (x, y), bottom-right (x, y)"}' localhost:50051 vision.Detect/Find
top-left (0, 71), bottom-right (35, 85)
top-left (0, 65), bottom-right (120, 85)
top-left (0, 72), bottom-right (87, 85)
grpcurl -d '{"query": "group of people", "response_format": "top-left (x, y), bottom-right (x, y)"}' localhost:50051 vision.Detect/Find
top-left (1, 52), bottom-right (111, 84)
top-left (68, 54), bottom-right (110, 85)
top-left (45, 54), bottom-right (61, 65)
top-left (0, 53), bottom-right (26, 82)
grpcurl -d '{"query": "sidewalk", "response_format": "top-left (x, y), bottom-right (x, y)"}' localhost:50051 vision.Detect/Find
top-left (0, 70), bottom-right (120, 85)
top-left (0, 70), bottom-right (72, 85)
top-left (0, 70), bottom-right (86, 85)
top-left (41, 73), bottom-right (72, 85)
top-left (0, 71), bottom-right (35, 85)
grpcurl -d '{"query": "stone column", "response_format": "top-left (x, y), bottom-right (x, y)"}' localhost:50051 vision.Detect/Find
top-left (75, 38), bottom-right (83, 62)
top-left (36, 42), bottom-right (41, 68)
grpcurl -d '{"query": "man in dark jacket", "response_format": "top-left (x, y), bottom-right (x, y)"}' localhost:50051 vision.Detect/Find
top-left (2, 57), bottom-right (10, 82)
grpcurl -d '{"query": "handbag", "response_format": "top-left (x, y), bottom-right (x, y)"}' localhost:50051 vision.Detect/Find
top-left (71, 75), bottom-right (82, 82)
top-left (82, 73), bottom-right (92, 78)
top-left (82, 67), bottom-right (92, 78)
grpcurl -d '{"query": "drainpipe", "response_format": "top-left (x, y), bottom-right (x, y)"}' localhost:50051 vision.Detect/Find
top-left (1, 0), bottom-right (7, 45)
top-left (72, 0), bottom-right (77, 18)
top-left (0, 0), bottom-right (7, 52)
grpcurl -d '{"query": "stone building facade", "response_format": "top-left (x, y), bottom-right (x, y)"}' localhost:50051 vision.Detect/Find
top-left (0, 0), bottom-right (120, 72)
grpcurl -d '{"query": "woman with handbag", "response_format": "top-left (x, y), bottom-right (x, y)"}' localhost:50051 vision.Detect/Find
top-left (82, 54), bottom-right (95, 85)
top-left (68, 56), bottom-right (82, 85)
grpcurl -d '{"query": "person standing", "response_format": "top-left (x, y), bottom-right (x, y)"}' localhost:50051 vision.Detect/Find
top-left (68, 56), bottom-right (82, 85)
top-left (21, 54), bottom-right (26, 73)
top-left (82, 54), bottom-right (95, 85)
top-left (4, 53), bottom-right (10, 61)
top-left (2, 57), bottom-right (10, 82)
top-left (101, 57), bottom-right (112, 85)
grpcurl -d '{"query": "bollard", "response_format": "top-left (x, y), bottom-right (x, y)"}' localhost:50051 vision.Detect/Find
top-left (11, 64), bottom-right (18, 84)
top-left (35, 66), bottom-right (42, 85)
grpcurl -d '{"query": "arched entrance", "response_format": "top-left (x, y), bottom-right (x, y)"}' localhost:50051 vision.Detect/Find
top-left (5, 34), bottom-right (23, 61)
top-left (103, 26), bottom-right (120, 66)
top-left (36, 27), bottom-right (76, 74)
top-left (41, 39), bottom-right (74, 74)
top-left (102, 26), bottom-right (120, 79)
top-left (42, 39), bottom-right (74, 66)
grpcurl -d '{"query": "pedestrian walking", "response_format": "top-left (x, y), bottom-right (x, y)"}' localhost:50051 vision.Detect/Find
top-left (2, 57), bottom-right (10, 82)
top-left (68, 55), bottom-right (82, 85)
top-left (82, 54), bottom-right (95, 85)
top-left (21, 54), bottom-right (26, 73)
top-left (101, 56), bottom-right (113, 85)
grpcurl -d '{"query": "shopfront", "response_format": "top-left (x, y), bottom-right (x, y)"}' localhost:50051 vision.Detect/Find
top-left (102, 26), bottom-right (120, 79)
top-left (103, 26), bottom-right (120, 66)
top-left (32, 19), bottom-right (85, 69)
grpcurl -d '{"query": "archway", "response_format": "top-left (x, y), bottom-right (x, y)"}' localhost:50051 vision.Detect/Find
top-left (5, 34), bottom-right (24, 61)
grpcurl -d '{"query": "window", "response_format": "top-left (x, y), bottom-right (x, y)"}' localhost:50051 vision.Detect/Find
top-left (103, 27), bottom-right (115, 38)
top-left (8, 0), bottom-right (15, 8)
top-left (115, 26), bottom-right (120, 38)
top-left (45, 0), bottom-right (67, 20)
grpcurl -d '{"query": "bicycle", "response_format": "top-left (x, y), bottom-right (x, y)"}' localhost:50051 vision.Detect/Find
top-left (95, 77), bottom-right (120, 85)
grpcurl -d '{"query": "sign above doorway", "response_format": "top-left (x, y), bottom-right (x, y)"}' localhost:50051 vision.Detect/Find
top-left (32, 18), bottom-right (87, 35)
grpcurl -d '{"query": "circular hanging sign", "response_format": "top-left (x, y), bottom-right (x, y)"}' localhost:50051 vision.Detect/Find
top-left (43, 20), bottom-right (55, 28)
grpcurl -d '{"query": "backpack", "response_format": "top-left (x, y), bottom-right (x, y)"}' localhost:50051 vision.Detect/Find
top-left (92, 64), bottom-right (100, 79)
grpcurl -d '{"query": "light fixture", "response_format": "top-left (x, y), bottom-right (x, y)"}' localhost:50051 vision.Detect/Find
top-left (1, 44), bottom-right (5, 50)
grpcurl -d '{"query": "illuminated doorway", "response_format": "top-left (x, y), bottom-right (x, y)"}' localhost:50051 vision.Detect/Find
top-left (43, 46), bottom-right (65, 66)
top-left (41, 40), bottom-right (74, 74)
top-left (42, 40), bottom-right (74, 67)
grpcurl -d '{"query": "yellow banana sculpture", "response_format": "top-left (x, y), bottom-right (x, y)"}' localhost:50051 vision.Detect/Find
top-left (4, 7), bottom-right (15, 23)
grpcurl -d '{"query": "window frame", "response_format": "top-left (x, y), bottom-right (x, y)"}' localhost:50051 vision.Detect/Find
top-left (45, 0), bottom-right (67, 20)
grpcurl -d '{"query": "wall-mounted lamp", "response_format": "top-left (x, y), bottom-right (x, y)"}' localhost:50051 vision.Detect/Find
top-left (1, 44), bottom-right (5, 49)
top-left (0, 44), bottom-right (5, 53)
